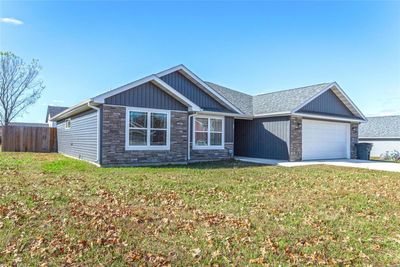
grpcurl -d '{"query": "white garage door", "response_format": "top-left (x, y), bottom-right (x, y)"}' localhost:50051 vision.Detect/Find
top-left (302, 119), bottom-right (350, 160)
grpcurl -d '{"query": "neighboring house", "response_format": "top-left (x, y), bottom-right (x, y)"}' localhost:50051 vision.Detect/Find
top-left (359, 115), bottom-right (400, 157)
top-left (46, 106), bottom-right (69, 127)
top-left (50, 65), bottom-right (366, 167)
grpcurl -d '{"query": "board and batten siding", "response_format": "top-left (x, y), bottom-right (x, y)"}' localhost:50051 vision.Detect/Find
top-left (104, 81), bottom-right (187, 111)
top-left (57, 110), bottom-right (98, 163)
top-left (299, 89), bottom-right (354, 118)
top-left (160, 71), bottom-right (234, 113)
top-left (234, 117), bottom-right (290, 160)
top-left (225, 117), bottom-right (234, 143)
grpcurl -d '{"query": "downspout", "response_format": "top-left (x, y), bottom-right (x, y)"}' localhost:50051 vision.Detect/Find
top-left (188, 113), bottom-right (195, 161)
top-left (87, 102), bottom-right (101, 164)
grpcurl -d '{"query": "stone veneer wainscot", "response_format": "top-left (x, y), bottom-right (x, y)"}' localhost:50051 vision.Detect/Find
top-left (101, 105), bottom-right (188, 166)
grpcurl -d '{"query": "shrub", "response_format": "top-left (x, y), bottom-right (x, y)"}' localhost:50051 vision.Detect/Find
top-left (380, 150), bottom-right (400, 162)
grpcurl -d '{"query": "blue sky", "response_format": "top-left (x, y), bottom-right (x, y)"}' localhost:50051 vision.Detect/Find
top-left (1, 1), bottom-right (399, 122)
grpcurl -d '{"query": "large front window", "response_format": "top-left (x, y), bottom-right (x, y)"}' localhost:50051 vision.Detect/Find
top-left (126, 108), bottom-right (170, 150)
top-left (193, 116), bottom-right (224, 149)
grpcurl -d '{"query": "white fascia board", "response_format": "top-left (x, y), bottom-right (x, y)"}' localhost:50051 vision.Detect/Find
top-left (253, 111), bottom-right (292, 118)
top-left (330, 82), bottom-right (367, 121)
top-left (291, 82), bottom-right (367, 122)
top-left (291, 83), bottom-right (333, 113)
top-left (294, 112), bottom-right (366, 122)
top-left (50, 99), bottom-right (92, 121)
top-left (156, 64), bottom-right (244, 115)
top-left (92, 74), bottom-right (156, 103)
top-left (92, 74), bottom-right (201, 111)
top-left (195, 110), bottom-right (252, 119)
top-left (151, 77), bottom-right (202, 111)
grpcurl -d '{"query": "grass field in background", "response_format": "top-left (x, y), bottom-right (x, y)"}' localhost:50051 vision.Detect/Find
top-left (0, 153), bottom-right (399, 265)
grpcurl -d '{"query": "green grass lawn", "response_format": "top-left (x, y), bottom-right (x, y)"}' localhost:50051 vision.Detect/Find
top-left (0, 153), bottom-right (399, 266)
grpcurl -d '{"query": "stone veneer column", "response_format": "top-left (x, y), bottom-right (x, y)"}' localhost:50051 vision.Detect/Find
top-left (289, 116), bottom-right (302, 161)
top-left (350, 123), bottom-right (359, 159)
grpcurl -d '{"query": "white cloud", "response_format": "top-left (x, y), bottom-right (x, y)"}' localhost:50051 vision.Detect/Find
top-left (0, 17), bottom-right (24, 25)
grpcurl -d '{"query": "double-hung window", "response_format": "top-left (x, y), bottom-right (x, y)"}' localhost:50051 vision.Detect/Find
top-left (193, 116), bottom-right (224, 149)
top-left (126, 108), bottom-right (170, 150)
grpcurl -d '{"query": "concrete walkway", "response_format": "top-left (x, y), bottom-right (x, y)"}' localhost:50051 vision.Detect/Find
top-left (235, 157), bottom-right (400, 172)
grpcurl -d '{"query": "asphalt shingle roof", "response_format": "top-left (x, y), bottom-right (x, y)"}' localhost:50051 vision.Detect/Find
top-left (206, 82), bottom-right (253, 115)
top-left (46, 106), bottom-right (69, 122)
top-left (359, 116), bottom-right (400, 138)
top-left (206, 82), bottom-right (331, 115)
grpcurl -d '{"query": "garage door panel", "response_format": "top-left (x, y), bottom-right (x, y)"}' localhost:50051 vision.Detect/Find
top-left (302, 120), bottom-right (350, 160)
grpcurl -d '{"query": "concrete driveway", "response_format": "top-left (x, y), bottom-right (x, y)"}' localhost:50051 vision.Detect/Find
top-left (235, 157), bottom-right (400, 172)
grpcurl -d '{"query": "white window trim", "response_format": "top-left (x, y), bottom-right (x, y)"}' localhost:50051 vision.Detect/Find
top-left (192, 115), bottom-right (225, 150)
top-left (125, 107), bottom-right (171, 151)
top-left (65, 119), bottom-right (71, 129)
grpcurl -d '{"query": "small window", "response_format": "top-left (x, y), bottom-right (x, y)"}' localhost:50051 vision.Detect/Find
top-left (126, 108), bottom-right (170, 150)
top-left (65, 119), bottom-right (71, 129)
top-left (193, 116), bottom-right (224, 149)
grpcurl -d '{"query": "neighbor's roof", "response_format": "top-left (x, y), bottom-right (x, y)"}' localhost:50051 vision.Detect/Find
top-left (359, 116), bottom-right (400, 138)
top-left (207, 82), bottom-right (331, 115)
top-left (46, 106), bottom-right (68, 122)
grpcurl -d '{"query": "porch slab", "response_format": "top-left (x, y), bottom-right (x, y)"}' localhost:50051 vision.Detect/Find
top-left (234, 157), bottom-right (400, 172)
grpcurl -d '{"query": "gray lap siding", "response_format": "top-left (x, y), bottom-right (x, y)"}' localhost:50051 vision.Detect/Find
top-left (57, 109), bottom-right (98, 163)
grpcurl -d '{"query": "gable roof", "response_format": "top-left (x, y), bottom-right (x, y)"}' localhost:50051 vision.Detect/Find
top-left (253, 83), bottom-right (330, 115)
top-left (156, 65), bottom-right (244, 114)
top-left (46, 106), bottom-right (68, 122)
top-left (359, 116), bottom-right (400, 138)
top-left (51, 75), bottom-right (203, 121)
top-left (207, 81), bottom-right (366, 121)
top-left (92, 75), bottom-right (202, 111)
top-left (50, 65), bottom-right (366, 122)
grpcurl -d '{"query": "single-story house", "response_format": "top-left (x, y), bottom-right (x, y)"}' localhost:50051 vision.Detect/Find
top-left (359, 115), bottom-right (400, 157)
top-left (46, 106), bottom-right (69, 127)
top-left (50, 65), bottom-right (366, 167)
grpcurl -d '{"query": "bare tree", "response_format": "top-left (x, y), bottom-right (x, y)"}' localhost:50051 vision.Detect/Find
top-left (0, 52), bottom-right (45, 126)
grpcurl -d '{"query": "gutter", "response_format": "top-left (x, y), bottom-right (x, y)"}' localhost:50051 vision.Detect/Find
top-left (87, 102), bottom-right (101, 164)
top-left (50, 99), bottom-right (92, 121)
top-left (195, 110), bottom-right (252, 119)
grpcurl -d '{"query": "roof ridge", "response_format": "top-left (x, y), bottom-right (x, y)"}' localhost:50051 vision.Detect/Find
top-left (207, 81), bottom-right (332, 98)
top-left (205, 81), bottom-right (253, 97)
top-left (254, 82), bottom-right (332, 97)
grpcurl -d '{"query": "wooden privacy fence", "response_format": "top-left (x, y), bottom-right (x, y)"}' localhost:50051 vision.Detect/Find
top-left (1, 126), bottom-right (57, 152)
